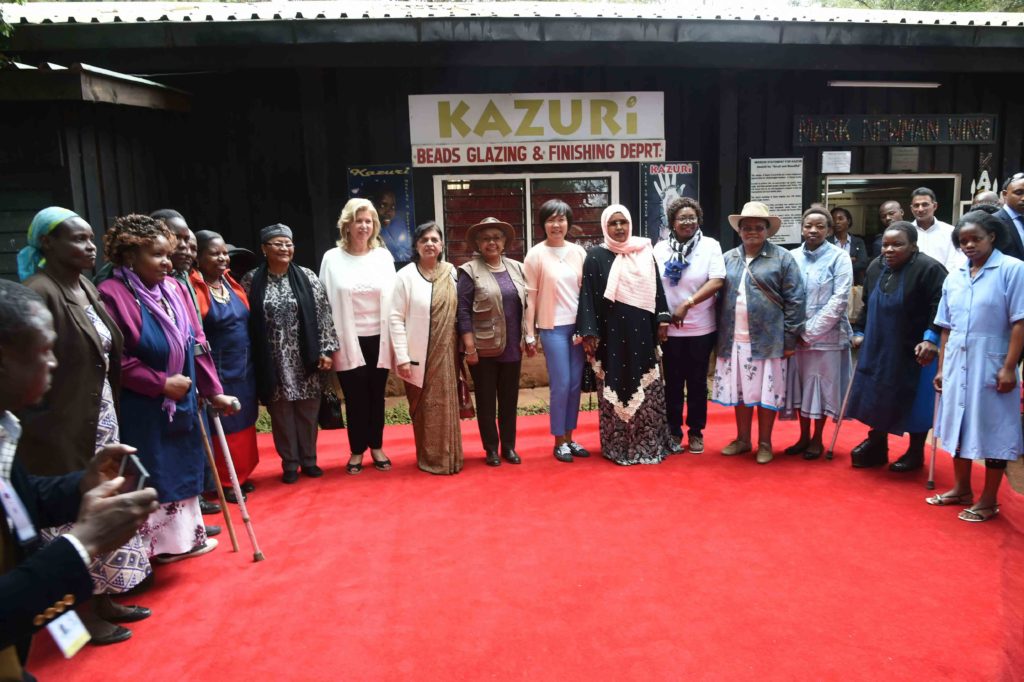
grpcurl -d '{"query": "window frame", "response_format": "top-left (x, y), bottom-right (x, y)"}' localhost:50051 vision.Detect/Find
top-left (432, 170), bottom-right (620, 251)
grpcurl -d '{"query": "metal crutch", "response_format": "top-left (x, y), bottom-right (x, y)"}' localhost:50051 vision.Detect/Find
top-left (208, 403), bottom-right (265, 562)
top-left (197, 408), bottom-right (240, 553)
top-left (825, 357), bottom-right (858, 460)
top-left (926, 392), bottom-right (941, 491)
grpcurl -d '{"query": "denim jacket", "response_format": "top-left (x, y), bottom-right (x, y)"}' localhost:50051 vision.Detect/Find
top-left (790, 241), bottom-right (853, 350)
top-left (716, 241), bottom-right (806, 359)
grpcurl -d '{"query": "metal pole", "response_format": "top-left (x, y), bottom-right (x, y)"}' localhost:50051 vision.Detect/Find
top-left (209, 406), bottom-right (265, 562)
top-left (196, 411), bottom-right (239, 552)
top-left (927, 391), bottom-right (940, 491)
top-left (825, 357), bottom-right (858, 461)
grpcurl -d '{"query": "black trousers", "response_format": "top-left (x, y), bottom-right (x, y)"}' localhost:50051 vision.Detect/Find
top-left (336, 335), bottom-right (389, 454)
top-left (469, 357), bottom-right (521, 453)
top-left (662, 332), bottom-right (716, 438)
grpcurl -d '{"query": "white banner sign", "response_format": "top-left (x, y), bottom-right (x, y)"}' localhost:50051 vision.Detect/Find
top-left (409, 92), bottom-right (665, 166)
top-left (750, 158), bottom-right (805, 244)
top-left (413, 140), bottom-right (665, 167)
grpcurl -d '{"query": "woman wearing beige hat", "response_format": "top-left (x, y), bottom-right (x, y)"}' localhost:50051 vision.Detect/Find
top-left (457, 217), bottom-right (529, 466)
top-left (712, 202), bottom-right (806, 464)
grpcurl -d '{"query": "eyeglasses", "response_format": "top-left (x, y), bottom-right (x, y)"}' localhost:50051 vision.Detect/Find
top-left (607, 220), bottom-right (629, 228)
top-left (477, 235), bottom-right (506, 243)
top-left (265, 241), bottom-right (294, 250)
top-left (674, 217), bottom-right (699, 224)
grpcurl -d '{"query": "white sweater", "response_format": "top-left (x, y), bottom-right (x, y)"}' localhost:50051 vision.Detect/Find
top-left (319, 246), bottom-right (396, 372)
top-left (389, 261), bottom-right (458, 388)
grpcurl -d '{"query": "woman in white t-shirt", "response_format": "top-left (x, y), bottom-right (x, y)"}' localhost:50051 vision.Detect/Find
top-left (320, 199), bottom-right (397, 474)
top-left (653, 197), bottom-right (725, 455)
top-left (523, 199), bottom-right (589, 463)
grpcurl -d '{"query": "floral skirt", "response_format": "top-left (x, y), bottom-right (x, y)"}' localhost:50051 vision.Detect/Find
top-left (711, 341), bottom-right (787, 410)
top-left (41, 525), bottom-right (151, 595)
top-left (139, 497), bottom-right (208, 557)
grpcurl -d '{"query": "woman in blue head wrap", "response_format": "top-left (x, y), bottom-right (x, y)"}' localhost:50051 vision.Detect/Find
top-left (17, 207), bottom-right (155, 644)
top-left (17, 207), bottom-right (80, 281)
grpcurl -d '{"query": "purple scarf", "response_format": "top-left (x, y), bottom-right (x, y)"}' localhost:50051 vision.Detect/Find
top-left (115, 266), bottom-right (191, 419)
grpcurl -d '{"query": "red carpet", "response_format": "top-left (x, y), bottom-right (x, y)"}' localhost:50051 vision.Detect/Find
top-left (28, 406), bottom-right (1024, 680)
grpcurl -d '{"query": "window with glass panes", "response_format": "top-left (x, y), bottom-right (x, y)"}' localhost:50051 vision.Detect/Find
top-left (434, 173), bottom-right (617, 265)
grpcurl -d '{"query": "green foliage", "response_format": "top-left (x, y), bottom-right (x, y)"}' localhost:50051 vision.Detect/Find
top-left (796, 0), bottom-right (1023, 10)
top-left (1, 0), bottom-right (24, 40)
top-left (255, 408), bottom-right (273, 434)
top-left (384, 402), bottom-right (411, 425)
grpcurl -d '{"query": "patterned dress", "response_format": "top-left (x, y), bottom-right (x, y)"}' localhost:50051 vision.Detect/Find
top-left (576, 247), bottom-right (678, 465)
top-left (40, 305), bottom-right (151, 594)
top-left (241, 267), bottom-right (339, 402)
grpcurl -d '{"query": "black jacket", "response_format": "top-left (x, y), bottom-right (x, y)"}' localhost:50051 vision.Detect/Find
top-left (1, 461), bottom-right (92, 665)
top-left (994, 208), bottom-right (1024, 261)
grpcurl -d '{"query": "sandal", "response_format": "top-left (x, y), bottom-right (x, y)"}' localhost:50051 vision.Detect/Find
top-left (925, 492), bottom-right (974, 506)
top-left (346, 456), bottom-right (363, 475)
top-left (371, 455), bottom-right (392, 471)
top-left (958, 505), bottom-right (999, 523)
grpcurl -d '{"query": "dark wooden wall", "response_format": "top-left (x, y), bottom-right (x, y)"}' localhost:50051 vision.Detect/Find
top-left (5, 63), bottom-right (1023, 279)
top-left (0, 101), bottom-right (187, 280)
top-left (168, 65), bottom-right (1021, 265)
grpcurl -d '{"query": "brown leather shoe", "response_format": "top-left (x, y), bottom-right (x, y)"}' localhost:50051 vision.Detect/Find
top-left (721, 439), bottom-right (752, 456)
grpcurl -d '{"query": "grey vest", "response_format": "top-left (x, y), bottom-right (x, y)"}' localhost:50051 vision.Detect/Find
top-left (460, 257), bottom-right (527, 357)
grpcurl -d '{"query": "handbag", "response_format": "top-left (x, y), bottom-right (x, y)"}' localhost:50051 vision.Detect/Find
top-left (457, 361), bottom-right (476, 419)
top-left (317, 387), bottom-right (345, 430)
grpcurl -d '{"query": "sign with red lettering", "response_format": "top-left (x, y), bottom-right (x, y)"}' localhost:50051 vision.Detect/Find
top-left (409, 92), bottom-right (665, 167)
top-left (412, 141), bottom-right (665, 168)
top-left (639, 162), bottom-right (700, 243)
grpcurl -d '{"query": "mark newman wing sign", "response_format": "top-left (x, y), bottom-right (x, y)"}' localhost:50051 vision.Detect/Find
top-left (409, 92), bottom-right (666, 167)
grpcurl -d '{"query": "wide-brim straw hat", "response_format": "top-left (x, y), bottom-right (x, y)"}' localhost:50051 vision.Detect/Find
top-left (466, 217), bottom-right (515, 244)
top-left (728, 201), bottom-right (782, 237)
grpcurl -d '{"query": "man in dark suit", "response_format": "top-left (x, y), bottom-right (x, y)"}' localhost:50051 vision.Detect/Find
top-left (0, 280), bottom-right (157, 681)
top-left (871, 200), bottom-right (905, 258)
top-left (995, 172), bottom-right (1024, 261)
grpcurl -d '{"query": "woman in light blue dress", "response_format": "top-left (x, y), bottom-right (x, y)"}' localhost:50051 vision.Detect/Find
top-left (783, 207), bottom-right (853, 460)
top-left (930, 211), bottom-right (1024, 522)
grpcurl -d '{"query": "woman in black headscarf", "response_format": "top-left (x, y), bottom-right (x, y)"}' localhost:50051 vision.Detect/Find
top-left (241, 224), bottom-right (339, 483)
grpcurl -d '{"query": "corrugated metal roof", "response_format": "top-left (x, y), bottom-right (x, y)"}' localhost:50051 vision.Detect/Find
top-left (9, 1), bottom-right (1024, 27)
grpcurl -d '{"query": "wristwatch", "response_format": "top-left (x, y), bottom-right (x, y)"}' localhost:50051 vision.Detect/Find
top-left (525, 335), bottom-right (536, 345)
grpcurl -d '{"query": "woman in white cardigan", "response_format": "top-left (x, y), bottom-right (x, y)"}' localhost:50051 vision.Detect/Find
top-left (390, 221), bottom-right (463, 475)
top-left (320, 198), bottom-right (396, 474)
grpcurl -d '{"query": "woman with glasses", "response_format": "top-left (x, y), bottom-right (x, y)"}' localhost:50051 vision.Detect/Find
top-left (457, 217), bottom-right (528, 467)
top-left (577, 205), bottom-right (678, 465)
top-left (653, 197), bottom-right (725, 454)
top-left (241, 224), bottom-right (339, 483)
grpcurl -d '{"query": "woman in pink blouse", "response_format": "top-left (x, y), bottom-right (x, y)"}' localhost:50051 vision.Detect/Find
top-left (524, 200), bottom-right (590, 463)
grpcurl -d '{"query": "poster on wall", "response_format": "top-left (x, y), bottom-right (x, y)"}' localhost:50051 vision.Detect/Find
top-left (639, 162), bottom-right (700, 243)
top-left (749, 158), bottom-right (804, 244)
top-left (347, 164), bottom-right (415, 262)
